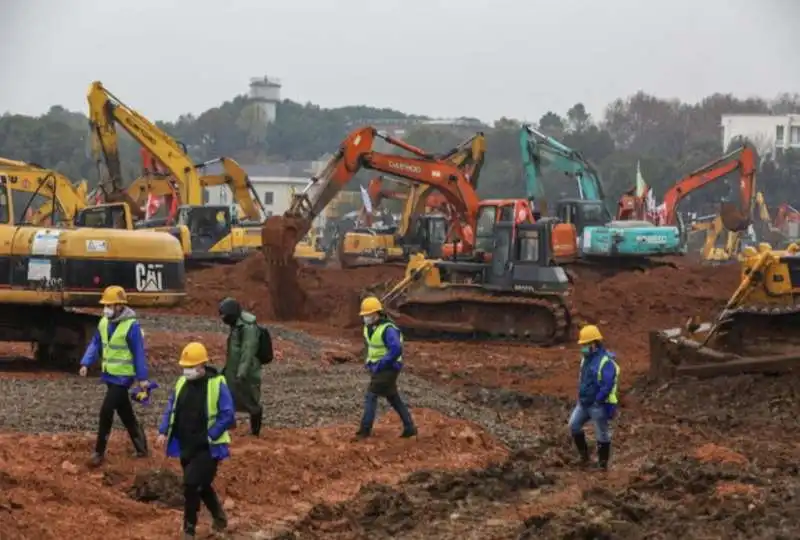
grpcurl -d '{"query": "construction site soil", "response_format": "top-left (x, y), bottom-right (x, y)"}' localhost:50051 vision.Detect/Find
top-left (2, 256), bottom-right (796, 539)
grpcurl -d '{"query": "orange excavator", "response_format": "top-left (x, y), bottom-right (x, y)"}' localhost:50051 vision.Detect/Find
top-left (661, 144), bottom-right (756, 232)
top-left (261, 126), bottom-right (577, 331)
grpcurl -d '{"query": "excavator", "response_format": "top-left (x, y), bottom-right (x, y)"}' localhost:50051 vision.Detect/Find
top-left (338, 132), bottom-right (487, 267)
top-left (519, 125), bottom-right (683, 263)
top-left (261, 126), bottom-right (572, 338)
top-left (0, 163), bottom-right (186, 368)
top-left (83, 81), bottom-right (267, 263)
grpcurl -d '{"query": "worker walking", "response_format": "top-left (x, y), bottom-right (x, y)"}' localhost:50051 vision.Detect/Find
top-left (356, 296), bottom-right (417, 439)
top-left (156, 342), bottom-right (234, 539)
top-left (218, 297), bottom-right (264, 436)
top-left (79, 285), bottom-right (150, 466)
top-left (568, 325), bottom-right (620, 470)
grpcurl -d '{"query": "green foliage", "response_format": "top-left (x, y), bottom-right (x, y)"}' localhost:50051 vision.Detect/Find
top-left (1, 91), bottom-right (798, 212)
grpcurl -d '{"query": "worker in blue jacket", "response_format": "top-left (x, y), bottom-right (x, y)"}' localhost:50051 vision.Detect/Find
top-left (156, 342), bottom-right (235, 539)
top-left (355, 296), bottom-right (417, 439)
top-left (79, 285), bottom-right (150, 467)
top-left (568, 324), bottom-right (620, 470)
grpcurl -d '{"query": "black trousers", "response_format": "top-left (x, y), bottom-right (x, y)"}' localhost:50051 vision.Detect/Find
top-left (181, 449), bottom-right (224, 533)
top-left (95, 383), bottom-right (144, 455)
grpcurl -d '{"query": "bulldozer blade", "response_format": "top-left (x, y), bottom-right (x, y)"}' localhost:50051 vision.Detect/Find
top-left (719, 202), bottom-right (749, 232)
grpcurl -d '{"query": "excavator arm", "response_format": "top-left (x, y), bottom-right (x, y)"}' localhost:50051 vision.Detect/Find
top-left (662, 144), bottom-right (757, 229)
top-left (519, 125), bottom-right (606, 215)
top-left (0, 162), bottom-right (89, 224)
top-left (87, 81), bottom-right (202, 212)
top-left (197, 157), bottom-right (267, 222)
top-left (262, 126), bottom-right (482, 263)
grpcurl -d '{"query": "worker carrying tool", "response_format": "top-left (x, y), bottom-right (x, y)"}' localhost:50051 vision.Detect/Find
top-left (355, 296), bottom-right (417, 439)
top-left (79, 285), bottom-right (150, 467)
top-left (568, 325), bottom-right (620, 470)
top-left (156, 342), bottom-right (234, 539)
top-left (218, 297), bottom-right (265, 436)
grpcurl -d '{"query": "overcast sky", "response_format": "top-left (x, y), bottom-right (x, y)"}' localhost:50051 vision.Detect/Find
top-left (1, 0), bottom-right (797, 124)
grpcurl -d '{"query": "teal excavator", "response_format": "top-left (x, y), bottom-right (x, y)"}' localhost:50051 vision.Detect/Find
top-left (520, 125), bottom-right (684, 261)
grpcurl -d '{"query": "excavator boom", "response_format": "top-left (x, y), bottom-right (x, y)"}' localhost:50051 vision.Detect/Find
top-left (662, 144), bottom-right (757, 229)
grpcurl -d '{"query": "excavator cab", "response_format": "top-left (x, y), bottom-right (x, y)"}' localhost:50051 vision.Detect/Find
top-left (176, 205), bottom-right (234, 259)
top-left (553, 199), bottom-right (613, 234)
top-left (485, 222), bottom-right (570, 293)
top-left (402, 214), bottom-right (448, 259)
top-left (74, 203), bottom-right (135, 230)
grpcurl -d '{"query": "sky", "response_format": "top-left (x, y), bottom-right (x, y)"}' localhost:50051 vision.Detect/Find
top-left (1, 0), bottom-right (797, 125)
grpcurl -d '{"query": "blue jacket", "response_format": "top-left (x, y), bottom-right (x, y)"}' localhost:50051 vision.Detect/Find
top-left (157, 367), bottom-right (235, 460)
top-left (578, 346), bottom-right (618, 410)
top-left (365, 319), bottom-right (403, 374)
top-left (80, 307), bottom-right (148, 387)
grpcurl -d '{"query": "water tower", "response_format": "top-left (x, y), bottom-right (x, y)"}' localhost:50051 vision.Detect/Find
top-left (249, 75), bottom-right (282, 124)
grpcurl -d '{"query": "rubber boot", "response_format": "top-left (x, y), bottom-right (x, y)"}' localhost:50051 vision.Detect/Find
top-left (89, 452), bottom-right (104, 468)
top-left (597, 442), bottom-right (611, 470)
top-left (400, 427), bottom-right (418, 438)
top-left (249, 410), bottom-right (263, 437)
top-left (572, 432), bottom-right (590, 465)
top-left (130, 423), bottom-right (149, 458)
top-left (203, 490), bottom-right (228, 532)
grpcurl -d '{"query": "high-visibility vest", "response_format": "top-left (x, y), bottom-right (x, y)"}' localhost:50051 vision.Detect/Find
top-left (99, 317), bottom-right (136, 377)
top-left (580, 354), bottom-right (620, 405)
top-left (167, 375), bottom-right (232, 445)
top-left (364, 321), bottom-right (403, 365)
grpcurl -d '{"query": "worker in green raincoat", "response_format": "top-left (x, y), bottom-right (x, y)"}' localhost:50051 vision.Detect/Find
top-left (218, 297), bottom-right (263, 436)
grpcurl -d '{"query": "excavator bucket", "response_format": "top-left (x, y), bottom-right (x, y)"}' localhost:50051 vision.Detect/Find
top-left (719, 202), bottom-right (749, 232)
top-left (261, 215), bottom-right (303, 265)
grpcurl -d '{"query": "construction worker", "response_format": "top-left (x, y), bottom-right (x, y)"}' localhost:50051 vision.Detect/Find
top-left (79, 285), bottom-right (150, 466)
top-left (156, 342), bottom-right (234, 539)
top-left (356, 296), bottom-right (417, 439)
top-left (218, 297), bottom-right (263, 436)
top-left (569, 324), bottom-right (620, 470)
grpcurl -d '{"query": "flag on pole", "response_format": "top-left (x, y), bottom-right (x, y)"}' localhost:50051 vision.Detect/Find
top-left (635, 161), bottom-right (649, 198)
top-left (359, 185), bottom-right (373, 215)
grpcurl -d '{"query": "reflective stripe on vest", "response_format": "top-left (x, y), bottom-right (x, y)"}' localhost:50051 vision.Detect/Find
top-left (579, 354), bottom-right (620, 405)
top-left (167, 375), bottom-right (232, 445)
top-left (363, 322), bottom-right (403, 364)
top-left (99, 317), bottom-right (135, 376)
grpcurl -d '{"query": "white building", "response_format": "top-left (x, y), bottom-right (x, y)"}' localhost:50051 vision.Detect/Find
top-left (721, 114), bottom-right (800, 157)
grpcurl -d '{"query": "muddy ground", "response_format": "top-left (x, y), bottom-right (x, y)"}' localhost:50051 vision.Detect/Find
top-left (1, 259), bottom-right (798, 539)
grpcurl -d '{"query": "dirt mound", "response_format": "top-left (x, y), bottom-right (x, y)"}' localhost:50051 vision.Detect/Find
top-left (284, 453), bottom-right (554, 539)
top-left (519, 456), bottom-right (795, 539)
top-left (180, 254), bottom-right (404, 325)
top-left (128, 468), bottom-right (183, 508)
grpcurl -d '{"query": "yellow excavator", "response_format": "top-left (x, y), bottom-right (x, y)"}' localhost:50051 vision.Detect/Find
top-left (337, 132), bottom-right (486, 267)
top-left (0, 164), bottom-right (186, 368)
top-left (83, 81), bottom-right (266, 263)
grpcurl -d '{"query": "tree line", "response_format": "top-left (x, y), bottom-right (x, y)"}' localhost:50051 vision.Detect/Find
top-left (1, 91), bottom-right (799, 214)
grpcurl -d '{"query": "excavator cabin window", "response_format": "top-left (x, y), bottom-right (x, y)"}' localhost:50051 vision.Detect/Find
top-left (0, 185), bottom-right (9, 224)
top-left (517, 231), bottom-right (540, 262)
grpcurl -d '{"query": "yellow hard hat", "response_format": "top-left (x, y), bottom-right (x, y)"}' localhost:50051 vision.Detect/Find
top-left (359, 296), bottom-right (383, 316)
top-left (578, 324), bottom-right (603, 345)
top-left (100, 285), bottom-right (128, 305)
top-left (179, 342), bottom-right (209, 367)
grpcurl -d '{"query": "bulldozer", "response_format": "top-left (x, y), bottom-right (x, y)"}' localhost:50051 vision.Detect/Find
top-left (650, 241), bottom-right (800, 378)
top-left (369, 220), bottom-right (573, 345)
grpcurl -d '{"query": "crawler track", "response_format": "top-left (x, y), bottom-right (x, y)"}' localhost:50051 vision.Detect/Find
top-left (711, 304), bottom-right (800, 355)
top-left (384, 286), bottom-right (572, 346)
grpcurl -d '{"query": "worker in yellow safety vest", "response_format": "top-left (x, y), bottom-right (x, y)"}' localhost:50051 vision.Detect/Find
top-left (355, 296), bottom-right (417, 439)
top-left (156, 342), bottom-right (235, 539)
top-left (568, 324), bottom-right (620, 470)
top-left (79, 285), bottom-right (150, 467)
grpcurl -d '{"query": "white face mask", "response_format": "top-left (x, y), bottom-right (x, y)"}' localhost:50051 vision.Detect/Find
top-left (183, 367), bottom-right (203, 380)
top-left (103, 307), bottom-right (115, 318)
top-left (363, 315), bottom-right (378, 325)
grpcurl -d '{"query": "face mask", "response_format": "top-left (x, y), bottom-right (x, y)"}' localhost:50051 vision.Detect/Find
top-left (581, 345), bottom-right (592, 355)
top-left (363, 315), bottom-right (378, 325)
top-left (103, 307), bottom-right (115, 318)
top-left (222, 315), bottom-right (237, 326)
top-left (183, 367), bottom-right (203, 380)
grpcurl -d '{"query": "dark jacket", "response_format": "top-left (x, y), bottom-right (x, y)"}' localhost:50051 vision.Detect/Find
top-left (364, 317), bottom-right (403, 397)
top-left (158, 366), bottom-right (234, 460)
top-left (223, 311), bottom-right (261, 382)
